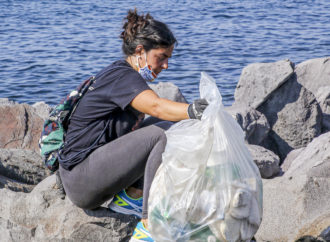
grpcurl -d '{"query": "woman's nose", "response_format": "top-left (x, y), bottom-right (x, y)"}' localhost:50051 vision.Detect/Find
top-left (161, 59), bottom-right (168, 69)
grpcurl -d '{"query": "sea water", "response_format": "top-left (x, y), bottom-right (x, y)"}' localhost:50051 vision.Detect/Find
top-left (1, 0), bottom-right (329, 106)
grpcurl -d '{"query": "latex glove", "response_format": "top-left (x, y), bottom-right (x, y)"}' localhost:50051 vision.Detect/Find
top-left (188, 98), bottom-right (209, 120)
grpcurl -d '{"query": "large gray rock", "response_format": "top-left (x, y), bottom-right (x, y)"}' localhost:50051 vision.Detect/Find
top-left (257, 74), bottom-right (322, 160)
top-left (320, 227), bottom-right (330, 242)
top-left (32, 101), bottom-right (51, 121)
top-left (247, 145), bottom-right (280, 178)
top-left (233, 59), bottom-right (322, 160)
top-left (226, 105), bottom-right (270, 145)
top-left (281, 147), bottom-right (304, 173)
top-left (295, 57), bottom-right (330, 132)
top-left (234, 59), bottom-right (294, 109)
top-left (0, 175), bottom-right (138, 241)
top-left (0, 174), bottom-right (34, 193)
top-left (0, 98), bottom-right (16, 106)
top-left (295, 57), bottom-right (330, 94)
top-left (255, 132), bottom-right (330, 242)
top-left (0, 149), bottom-right (49, 185)
top-left (317, 86), bottom-right (330, 132)
top-left (149, 82), bottom-right (188, 103)
top-left (0, 102), bottom-right (44, 153)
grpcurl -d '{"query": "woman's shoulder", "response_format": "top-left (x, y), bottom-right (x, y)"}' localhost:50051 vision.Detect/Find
top-left (108, 59), bottom-right (134, 72)
top-left (111, 59), bottom-right (131, 68)
top-left (96, 59), bottom-right (136, 79)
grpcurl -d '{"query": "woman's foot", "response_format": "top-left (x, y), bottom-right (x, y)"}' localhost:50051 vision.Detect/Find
top-left (108, 189), bottom-right (143, 218)
top-left (129, 221), bottom-right (154, 242)
top-left (126, 186), bottom-right (143, 198)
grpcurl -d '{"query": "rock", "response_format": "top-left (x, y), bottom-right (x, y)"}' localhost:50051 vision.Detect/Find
top-left (234, 59), bottom-right (294, 109)
top-left (316, 86), bottom-right (330, 132)
top-left (32, 102), bottom-right (51, 121)
top-left (0, 175), bottom-right (138, 241)
top-left (281, 147), bottom-right (305, 173)
top-left (0, 102), bottom-right (44, 153)
top-left (319, 226), bottom-right (330, 242)
top-left (257, 74), bottom-right (322, 160)
top-left (295, 57), bottom-right (330, 95)
top-left (0, 149), bottom-right (50, 185)
top-left (0, 175), bottom-right (34, 193)
top-left (0, 98), bottom-right (17, 106)
top-left (233, 59), bottom-right (322, 160)
top-left (247, 145), bottom-right (280, 178)
top-left (226, 105), bottom-right (270, 145)
top-left (255, 132), bottom-right (330, 241)
top-left (149, 82), bottom-right (188, 103)
top-left (295, 235), bottom-right (326, 242)
top-left (295, 57), bottom-right (330, 132)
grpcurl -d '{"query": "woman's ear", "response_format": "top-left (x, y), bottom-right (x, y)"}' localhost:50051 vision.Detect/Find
top-left (135, 45), bottom-right (144, 55)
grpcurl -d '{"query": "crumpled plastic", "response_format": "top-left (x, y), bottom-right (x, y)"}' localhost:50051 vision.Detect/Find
top-left (148, 72), bottom-right (263, 242)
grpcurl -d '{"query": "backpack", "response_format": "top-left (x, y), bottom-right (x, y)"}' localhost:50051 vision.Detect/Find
top-left (39, 76), bottom-right (96, 172)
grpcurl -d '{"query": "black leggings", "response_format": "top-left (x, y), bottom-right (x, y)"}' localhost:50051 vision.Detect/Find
top-left (59, 120), bottom-right (171, 219)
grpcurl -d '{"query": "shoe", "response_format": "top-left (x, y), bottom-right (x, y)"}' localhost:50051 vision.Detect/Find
top-left (108, 190), bottom-right (143, 218)
top-left (129, 221), bottom-right (154, 242)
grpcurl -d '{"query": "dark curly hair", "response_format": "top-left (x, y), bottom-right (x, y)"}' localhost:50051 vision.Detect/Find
top-left (120, 8), bottom-right (177, 56)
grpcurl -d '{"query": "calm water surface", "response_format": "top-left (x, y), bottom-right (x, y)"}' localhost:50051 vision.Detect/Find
top-left (1, 0), bottom-right (330, 106)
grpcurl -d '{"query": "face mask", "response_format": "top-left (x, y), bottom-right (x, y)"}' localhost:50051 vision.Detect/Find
top-left (136, 53), bottom-right (157, 82)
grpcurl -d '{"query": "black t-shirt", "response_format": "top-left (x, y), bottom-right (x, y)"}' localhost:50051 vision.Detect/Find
top-left (59, 60), bottom-right (151, 170)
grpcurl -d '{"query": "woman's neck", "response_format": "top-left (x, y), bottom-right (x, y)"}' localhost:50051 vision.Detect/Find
top-left (126, 55), bottom-right (139, 72)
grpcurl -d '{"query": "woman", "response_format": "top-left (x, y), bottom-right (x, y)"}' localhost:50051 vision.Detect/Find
top-left (58, 9), bottom-right (208, 242)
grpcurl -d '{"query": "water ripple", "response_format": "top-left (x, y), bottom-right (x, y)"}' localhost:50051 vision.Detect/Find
top-left (1, 0), bottom-right (330, 106)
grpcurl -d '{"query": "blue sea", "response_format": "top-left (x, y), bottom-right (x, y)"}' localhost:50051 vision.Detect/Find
top-left (1, 0), bottom-right (330, 106)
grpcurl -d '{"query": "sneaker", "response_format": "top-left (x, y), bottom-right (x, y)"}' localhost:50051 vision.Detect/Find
top-left (129, 221), bottom-right (154, 242)
top-left (108, 190), bottom-right (143, 218)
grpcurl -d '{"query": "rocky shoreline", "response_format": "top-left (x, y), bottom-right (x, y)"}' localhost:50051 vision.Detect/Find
top-left (0, 57), bottom-right (329, 241)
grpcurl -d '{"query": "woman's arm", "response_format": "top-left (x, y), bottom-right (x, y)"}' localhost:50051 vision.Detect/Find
top-left (130, 89), bottom-right (189, 121)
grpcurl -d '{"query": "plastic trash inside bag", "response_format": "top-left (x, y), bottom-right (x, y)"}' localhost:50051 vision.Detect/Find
top-left (148, 72), bottom-right (263, 242)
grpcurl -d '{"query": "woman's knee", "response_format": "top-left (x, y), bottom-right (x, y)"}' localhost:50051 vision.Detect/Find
top-left (149, 125), bottom-right (167, 144)
top-left (69, 193), bottom-right (110, 210)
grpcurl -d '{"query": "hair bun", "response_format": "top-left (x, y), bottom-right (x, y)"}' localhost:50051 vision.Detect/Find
top-left (120, 8), bottom-right (177, 56)
top-left (120, 8), bottom-right (153, 43)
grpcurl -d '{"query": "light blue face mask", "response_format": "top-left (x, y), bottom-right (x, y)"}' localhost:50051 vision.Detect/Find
top-left (136, 53), bottom-right (157, 82)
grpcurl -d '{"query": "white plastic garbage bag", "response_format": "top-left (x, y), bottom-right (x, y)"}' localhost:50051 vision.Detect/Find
top-left (148, 72), bottom-right (263, 242)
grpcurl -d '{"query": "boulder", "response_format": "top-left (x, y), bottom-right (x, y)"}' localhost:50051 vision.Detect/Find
top-left (319, 227), bottom-right (330, 242)
top-left (0, 98), bottom-right (16, 106)
top-left (247, 145), bottom-right (280, 178)
top-left (233, 59), bottom-right (322, 160)
top-left (281, 147), bottom-right (305, 173)
top-left (255, 132), bottom-right (330, 241)
top-left (226, 105), bottom-right (270, 145)
top-left (295, 57), bottom-right (330, 94)
top-left (0, 175), bottom-right (138, 241)
top-left (295, 57), bottom-right (330, 132)
top-left (234, 59), bottom-right (294, 109)
top-left (0, 102), bottom-right (44, 153)
top-left (32, 102), bottom-right (51, 121)
top-left (149, 82), bottom-right (188, 103)
top-left (0, 174), bottom-right (34, 193)
top-left (316, 86), bottom-right (330, 132)
top-left (0, 149), bottom-right (50, 185)
top-left (257, 74), bottom-right (322, 160)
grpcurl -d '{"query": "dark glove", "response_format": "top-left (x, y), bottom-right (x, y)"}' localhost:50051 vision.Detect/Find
top-left (188, 98), bottom-right (209, 120)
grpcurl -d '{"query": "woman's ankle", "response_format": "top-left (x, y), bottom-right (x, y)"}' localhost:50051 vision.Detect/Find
top-left (141, 218), bottom-right (148, 229)
top-left (126, 187), bottom-right (143, 199)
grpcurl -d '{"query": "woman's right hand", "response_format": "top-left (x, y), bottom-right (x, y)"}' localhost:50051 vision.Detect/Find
top-left (187, 98), bottom-right (209, 120)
